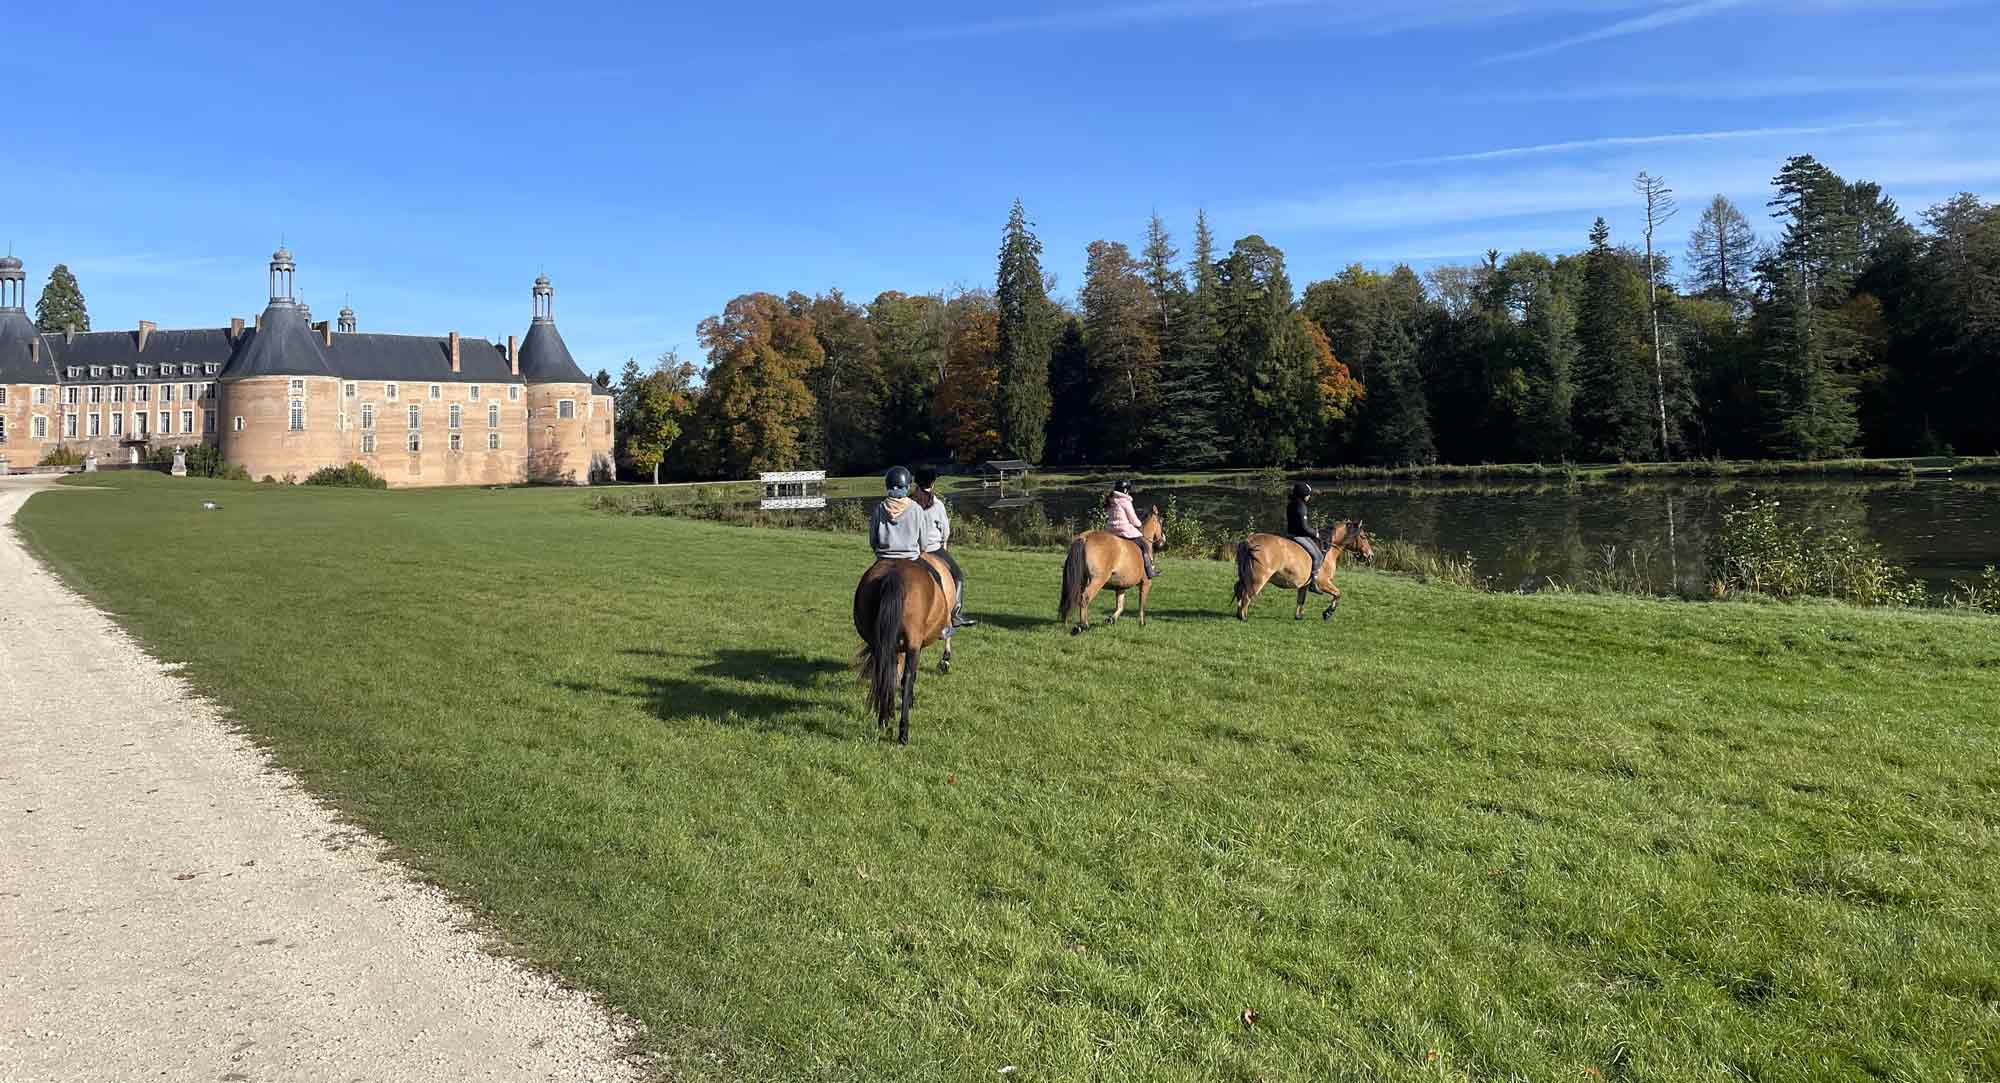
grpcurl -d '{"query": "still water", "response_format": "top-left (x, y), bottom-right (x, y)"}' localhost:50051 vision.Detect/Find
top-left (831, 478), bottom-right (2000, 595)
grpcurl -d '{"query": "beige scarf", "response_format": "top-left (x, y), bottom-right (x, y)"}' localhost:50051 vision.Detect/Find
top-left (882, 496), bottom-right (912, 520)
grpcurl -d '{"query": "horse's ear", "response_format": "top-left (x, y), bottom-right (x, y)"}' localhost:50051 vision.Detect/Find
top-left (1150, 504), bottom-right (1160, 517)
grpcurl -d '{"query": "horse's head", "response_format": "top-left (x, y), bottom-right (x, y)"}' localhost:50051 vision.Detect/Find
top-left (1345, 520), bottom-right (1375, 565)
top-left (1144, 505), bottom-right (1165, 549)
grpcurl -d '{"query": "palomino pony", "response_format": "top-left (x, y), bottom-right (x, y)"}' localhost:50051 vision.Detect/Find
top-left (1233, 520), bottom-right (1375, 622)
top-left (853, 554), bottom-right (957, 744)
top-left (1059, 505), bottom-right (1165, 635)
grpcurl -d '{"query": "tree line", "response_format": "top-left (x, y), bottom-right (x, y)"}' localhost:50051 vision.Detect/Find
top-left (614, 156), bottom-right (1993, 477)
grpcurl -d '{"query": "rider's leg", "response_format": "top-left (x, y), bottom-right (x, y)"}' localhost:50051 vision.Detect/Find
top-left (1139, 536), bottom-right (1160, 577)
top-left (937, 549), bottom-right (975, 626)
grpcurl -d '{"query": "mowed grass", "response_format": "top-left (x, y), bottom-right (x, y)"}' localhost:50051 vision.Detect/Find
top-left (17, 472), bottom-right (2000, 1082)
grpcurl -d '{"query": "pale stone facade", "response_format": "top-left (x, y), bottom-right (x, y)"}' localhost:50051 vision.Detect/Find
top-left (0, 251), bottom-right (612, 485)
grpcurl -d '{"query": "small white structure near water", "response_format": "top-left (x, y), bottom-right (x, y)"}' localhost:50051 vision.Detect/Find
top-left (760, 469), bottom-right (827, 510)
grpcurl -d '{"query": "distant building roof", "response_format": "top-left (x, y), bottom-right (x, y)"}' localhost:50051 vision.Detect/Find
top-left (42, 328), bottom-right (237, 371)
top-left (0, 310), bottom-right (54, 384)
top-left (222, 302), bottom-right (336, 379)
top-left (516, 320), bottom-right (589, 384)
top-left (325, 333), bottom-right (517, 383)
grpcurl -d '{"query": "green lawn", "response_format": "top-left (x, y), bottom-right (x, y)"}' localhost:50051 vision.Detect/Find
top-left (17, 472), bottom-right (2000, 1082)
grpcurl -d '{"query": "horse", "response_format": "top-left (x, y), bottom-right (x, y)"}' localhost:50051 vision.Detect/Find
top-left (1058, 505), bottom-right (1165, 635)
top-left (1232, 520), bottom-right (1375, 622)
top-left (853, 554), bottom-right (958, 744)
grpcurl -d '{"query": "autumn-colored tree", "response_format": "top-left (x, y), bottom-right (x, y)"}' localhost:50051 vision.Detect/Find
top-left (934, 307), bottom-right (1002, 464)
top-left (690, 292), bottom-right (822, 476)
top-left (1302, 316), bottom-right (1363, 425)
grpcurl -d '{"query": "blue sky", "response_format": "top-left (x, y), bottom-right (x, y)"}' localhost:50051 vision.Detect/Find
top-left (7, 1), bottom-right (1997, 370)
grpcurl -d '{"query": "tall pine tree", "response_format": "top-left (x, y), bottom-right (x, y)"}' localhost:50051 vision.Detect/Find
top-left (1684, 195), bottom-right (1757, 311)
top-left (1573, 218), bottom-right (1655, 460)
top-left (1755, 155), bottom-right (1863, 458)
top-left (35, 264), bottom-right (90, 332)
top-left (995, 200), bottom-right (1054, 463)
top-left (1154, 210), bottom-right (1224, 466)
top-left (1080, 240), bottom-right (1159, 460)
top-left (1045, 316), bottom-right (1093, 463)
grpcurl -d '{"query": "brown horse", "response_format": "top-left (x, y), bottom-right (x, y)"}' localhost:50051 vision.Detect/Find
top-left (1233, 520), bottom-right (1375, 622)
top-left (853, 554), bottom-right (958, 744)
top-left (1059, 506), bottom-right (1165, 635)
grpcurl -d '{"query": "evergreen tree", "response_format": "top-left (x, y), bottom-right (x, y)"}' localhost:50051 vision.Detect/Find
top-left (1357, 305), bottom-right (1435, 465)
top-left (1573, 218), bottom-right (1655, 460)
top-left (995, 200), bottom-right (1054, 463)
top-left (1213, 235), bottom-right (1300, 465)
top-left (1755, 156), bottom-right (1864, 458)
top-left (1141, 213), bottom-right (1182, 340)
top-left (868, 290), bottom-right (947, 464)
top-left (1521, 266), bottom-right (1578, 461)
top-left (1685, 195), bottom-right (1757, 310)
top-left (1080, 239), bottom-right (1159, 460)
top-left (1154, 210), bottom-right (1224, 466)
top-left (1045, 316), bottom-right (1092, 463)
top-left (34, 264), bottom-right (90, 332)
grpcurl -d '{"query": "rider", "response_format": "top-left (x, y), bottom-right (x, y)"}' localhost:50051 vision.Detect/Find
top-left (1287, 481), bottom-right (1329, 593)
top-left (1104, 479), bottom-right (1159, 578)
top-left (869, 466), bottom-right (928, 561)
top-left (912, 466), bottom-right (974, 627)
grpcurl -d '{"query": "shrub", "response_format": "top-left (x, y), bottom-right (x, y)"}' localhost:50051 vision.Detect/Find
top-left (1948, 566), bottom-right (2000, 614)
top-left (302, 463), bottom-right (388, 489)
top-left (1704, 496), bottom-right (1927, 607)
top-left (39, 445), bottom-right (85, 467)
top-left (1369, 538), bottom-right (1489, 590)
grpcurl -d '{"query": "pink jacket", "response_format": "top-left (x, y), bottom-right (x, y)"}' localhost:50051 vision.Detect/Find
top-left (1105, 491), bottom-right (1144, 539)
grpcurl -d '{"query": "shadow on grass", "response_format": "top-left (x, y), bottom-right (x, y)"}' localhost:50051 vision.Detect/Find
top-left (969, 611), bottom-right (1058, 632)
top-left (564, 647), bottom-right (858, 740)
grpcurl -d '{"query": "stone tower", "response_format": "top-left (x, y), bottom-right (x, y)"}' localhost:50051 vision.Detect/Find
top-left (517, 274), bottom-right (596, 484)
top-left (218, 247), bottom-right (345, 480)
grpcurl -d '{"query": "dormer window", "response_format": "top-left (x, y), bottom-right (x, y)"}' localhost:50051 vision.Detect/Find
top-left (67, 366), bottom-right (81, 379)
top-left (386, 383), bottom-right (399, 401)
top-left (508, 385), bottom-right (520, 401)
top-left (113, 365), bottom-right (127, 377)
top-left (469, 385), bottom-right (480, 400)
top-left (90, 366), bottom-right (106, 378)
top-left (205, 363), bottom-right (219, 375)
top-left (289, 378), bottom-right (305, 395)
top-left (182, 364), bottom-right (196, 376)
top-left (137, 365), bottom-right (151, 377)
top-left (429, 384), bottom-right (441, 401)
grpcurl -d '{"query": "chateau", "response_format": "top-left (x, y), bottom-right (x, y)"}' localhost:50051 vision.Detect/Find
top-left (0, 249), bottom-right (613, 486)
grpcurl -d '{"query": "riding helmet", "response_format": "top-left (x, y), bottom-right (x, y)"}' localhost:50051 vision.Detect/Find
top-left (884, 466), bottom-right (914, 496)
top-left (1292, 481), bottom-right (1314, 500)
top-left (1113, 478), bottom-right (1133, 494)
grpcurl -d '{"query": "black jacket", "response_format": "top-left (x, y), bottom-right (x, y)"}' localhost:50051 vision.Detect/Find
top-left (1286, 498), bottom-right (1313, 541)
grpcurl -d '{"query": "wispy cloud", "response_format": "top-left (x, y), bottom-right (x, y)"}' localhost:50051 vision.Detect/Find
top-left (1462, 71), bottom-right (2000, 103)
top-left (66, 253), bottom-right (224, 278)
top-left (1484, 0), bottom-right (1751, 63)
top-left (1378, 120), bottom-right (1902, 166)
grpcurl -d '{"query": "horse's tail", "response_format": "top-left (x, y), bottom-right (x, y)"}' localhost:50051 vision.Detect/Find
top-left (1059, 538), bottom-right (1089, 623)
top-left (1233, 538), bottom-right (1257, 607)
top-left (857, 571), bottom-right (909, 722)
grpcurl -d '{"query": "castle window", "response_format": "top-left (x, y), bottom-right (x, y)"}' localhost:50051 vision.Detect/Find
top-left (112, 386), bottom-right (125, 403)
top-left (487, 432), bottom-right (500, 450)
top-left (206, 364), bottom-right (219, 375)
top-left (429, 384), bottom-right (441, 401)
top-left (184, 383), bottom-right (196, 402)
top-left (361, 403), bottom-right (375, 430)
top-left (449, 404), bottom-right (461, 429)
top-left (137, 365), bottom-right (151, 377)
top-left (487, 403), bottom-right (499, 428)
top-left (113, 365), bottom-right (127, 377)
top-left (344, 382), bottom-right (356, 398)
top-left (182, 410), bottom-right (194, 434)
top-left (182, 365), bottom-right (195, 376)
top-left (90, 366), bottom-right (106, 378)
top-left (159, 410), bottom-right (172, 435)
top-left (289, 378), bottom-right (304, 395)
top-left (65, 387), bottom-right (80, 405)
top-left (407, 431), bottom-right (421, 452)
top-left (386, 383), bottom-right (399, 401)
top-left (232, 416), bottom-right (245, 432)
top-left (35, 387), bottom-right (49, 404)
top-left (89, 386), bottom-right (102, 404)
top-left (136, 385), bottom-right (150, 402)
top-left (0, 416), bottom-right (7, 442)
top-left (65, 415), bottom-right (78, 438)
top-left (449, 432), bottom-right (462, 452)
top-left (407, 405), bottom-right (420, 429)
top-left (199, 382), bottom-right (213, 400)
top-left (0, 387), bottom-right (6, 404)
top-left (361, 432), bottom-right (376, 454)
top-left (558, 399), bottom-right (576, 420)
top-left (136, 412), bottom-right (147, 435)
top-left (204, 411), bottom-right (215, 433)
top-left (288, 400), bottom-right (304, 431)
top-left (67, 366), bottom-right (81, 379)
top-left (161, 384), bottom-right (174, 402)
top-left (469, 385), bottom-right (481, 400)
top-left (110, 413), bottom-right (123, 437)
top-left (34, 416), bottom-right (48, 439)
top-left (509, 385), bottom-right (520, 401)
top-left (88, 414), bottom-right (101, 437)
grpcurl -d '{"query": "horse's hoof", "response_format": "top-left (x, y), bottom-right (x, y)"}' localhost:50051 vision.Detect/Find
top-left (939, 658), bottom-right (951, 674)
top-left (1322, 607), bottom-right (1335, 621)
top-left (1070, 626), bottom-right (1082, 637)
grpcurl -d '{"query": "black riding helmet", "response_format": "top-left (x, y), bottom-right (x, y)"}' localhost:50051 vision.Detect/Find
top-left (1113, 478), bottom-right (1133, 494)
top-left (884, 466), bottom-right (914, 496)
top-left (1292, 481), bottom-right (1314, 500)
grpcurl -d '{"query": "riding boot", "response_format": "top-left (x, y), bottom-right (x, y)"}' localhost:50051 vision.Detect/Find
top-left (951, 586), bottom-right (977, 627)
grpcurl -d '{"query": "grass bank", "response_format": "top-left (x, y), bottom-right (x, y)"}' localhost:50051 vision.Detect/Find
top-left (17, 473), bottom-right (2000, 1082)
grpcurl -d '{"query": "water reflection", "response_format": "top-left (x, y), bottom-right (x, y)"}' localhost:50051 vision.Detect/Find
top-left (812, 477), bottom-right (1999, 594)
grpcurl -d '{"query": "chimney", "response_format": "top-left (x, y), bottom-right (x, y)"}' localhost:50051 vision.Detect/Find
top-left (65, 323), bottom-right (76, 345)
top-left (507, 334), bottom-right (518, 377)
top-left (138, 320), bottom-right (157, 351)
top-left (29, 339), bottom-right (39, 364)
top-left (230, 317), bottom-right (245, 343)
top-left (316, 321), bottom-right (333, 347)
top-left (448, 330), bottom-right (461, 373)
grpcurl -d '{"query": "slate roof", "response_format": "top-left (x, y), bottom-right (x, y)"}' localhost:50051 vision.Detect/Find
top-left (220, 302), bottom-right (335, 379)
top-left (0, 310), bottom-right (56, 384)
top-left (517, 320), bottom-right (589, 384)
top-left (41, 328), bottom-right (237, 377)
top-left (323, 333), bottom-right (518, 384)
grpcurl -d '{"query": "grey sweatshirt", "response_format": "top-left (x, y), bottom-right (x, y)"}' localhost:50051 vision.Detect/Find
top-left (870, 499), bottom-right (928, 559)
top-left (915, 492), bottom-right (951, 552)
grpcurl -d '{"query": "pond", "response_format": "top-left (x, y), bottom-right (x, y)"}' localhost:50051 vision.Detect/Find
top-left (817, 477), bottom-right (2000, 595)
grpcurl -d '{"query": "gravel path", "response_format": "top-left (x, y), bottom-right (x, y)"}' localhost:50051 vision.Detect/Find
top-left (0, 476), bottom-right (651, 1082)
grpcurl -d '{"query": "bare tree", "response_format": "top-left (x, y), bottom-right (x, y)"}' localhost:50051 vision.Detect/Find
top-left (1635, 171), bottom-right (1678, 459)
top-left (1684, 194), bottom-right (1756, 309)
